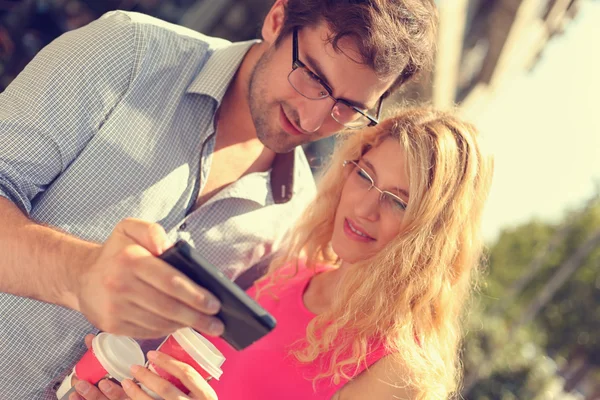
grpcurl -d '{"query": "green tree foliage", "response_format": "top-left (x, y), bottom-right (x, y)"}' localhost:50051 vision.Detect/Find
top-left (536, 203), bottom-right (600, 361)
top-left (461, 197), bottom-right (600, 398)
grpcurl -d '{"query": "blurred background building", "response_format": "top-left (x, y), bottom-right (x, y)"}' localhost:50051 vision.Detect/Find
top-left (0, 0), bottom-right (582, 113)
top-left (394, 0), bottom-right (582, 114)
top-left (1, 0), bottom-right (598, 398)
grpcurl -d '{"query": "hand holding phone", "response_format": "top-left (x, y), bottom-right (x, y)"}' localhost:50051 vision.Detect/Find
top-left (159, 241), bottom-right (276, 350)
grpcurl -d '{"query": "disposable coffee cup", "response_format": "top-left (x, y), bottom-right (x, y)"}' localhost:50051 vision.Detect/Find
top-left (141, 327), bottom-right (225, 398)
top-left (55, 333), bottom-right (145, 399)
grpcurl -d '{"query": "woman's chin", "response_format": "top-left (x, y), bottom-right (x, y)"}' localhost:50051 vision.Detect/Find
top-left (332, 237), bottom-right (376, 265)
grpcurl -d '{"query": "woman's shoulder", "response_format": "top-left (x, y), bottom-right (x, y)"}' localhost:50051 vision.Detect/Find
top-left (334, 354), bottom-right (419, 400)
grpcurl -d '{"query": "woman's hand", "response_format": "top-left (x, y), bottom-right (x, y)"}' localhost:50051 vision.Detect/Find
top-left (121, 351), bottom-right (218, 400)
top-left (71, 334), bottom-right (128, 400)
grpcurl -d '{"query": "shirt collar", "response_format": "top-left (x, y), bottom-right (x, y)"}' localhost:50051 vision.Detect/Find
top-left (186, 39), bottom-right (259, 104)
top-left (199, 147), bottom-right (301, 209)
top-left (187, 38), bottom-right (297, 205)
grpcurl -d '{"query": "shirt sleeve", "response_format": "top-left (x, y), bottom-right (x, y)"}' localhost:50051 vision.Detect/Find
top-left (0, 11), bottom-right (136, 214)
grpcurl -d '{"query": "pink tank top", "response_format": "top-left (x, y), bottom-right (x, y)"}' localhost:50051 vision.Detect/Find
top-left (207, 261), bottom-right (389, 399)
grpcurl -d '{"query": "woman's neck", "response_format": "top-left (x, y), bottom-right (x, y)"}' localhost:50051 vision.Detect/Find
top-left (303, 262), bottom-right (349, 315)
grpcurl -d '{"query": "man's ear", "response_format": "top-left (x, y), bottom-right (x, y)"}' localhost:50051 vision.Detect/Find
top-left (261, 0), bottom-right (287, 45)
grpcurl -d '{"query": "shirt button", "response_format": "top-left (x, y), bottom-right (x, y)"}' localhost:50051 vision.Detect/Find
top-left (179, 223), bottom-right (187, 230)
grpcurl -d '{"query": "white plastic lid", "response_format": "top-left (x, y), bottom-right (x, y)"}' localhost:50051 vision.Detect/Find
top-left (92, 333), bottom-right (145, 382)
top-left (55, 367), bottom-right (76, 399)
top-left (172, 328), bottom-right (225, 380)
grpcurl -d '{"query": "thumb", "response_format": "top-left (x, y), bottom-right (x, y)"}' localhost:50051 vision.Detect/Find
top-left (84, 334), bottom-right (95, 350)
top-left (113, 218), bottom-right (172, 256)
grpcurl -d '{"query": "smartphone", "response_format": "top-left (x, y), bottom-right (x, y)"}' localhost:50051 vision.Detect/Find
top-left (159, 240), bottom-right (276, 350)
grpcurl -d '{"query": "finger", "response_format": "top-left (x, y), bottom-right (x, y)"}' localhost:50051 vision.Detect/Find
top-left (96, 252), bottom-right (220, 336)
top-left (168, 274), bottom-right (222, 318)
top-left (130, 256), bottom-right (222, 318)
top-left (94, 314), bottom-right (168, 339)
top-left (126, 278), bottom-right (224, 336)
top-left (147, 351), bottom-right (217, 400)
top-left (103, 228), bottom-right (223, 336)
top-left (114, 300), bottom-right (186, 335)
top-left (108, 244), bottom-right (221, 319)
top-left (84, 334), bottom-right (95, 350)
top-left (128, 365), bottom-right (188, 400)
top-left (121, 379), bottom-right (157, 400)
top-left (74, 380), bottom-right (110, 400)
top-left (97, 379), bottom-right (129, 400)
top-left (130, 300), bottom-right (223, 338)
top-left (69, 392), bottom-right (84, 400)
top-left (111, 318), bottom-right (173, 340)
top-left (115, 219), bottom-right (172, 256)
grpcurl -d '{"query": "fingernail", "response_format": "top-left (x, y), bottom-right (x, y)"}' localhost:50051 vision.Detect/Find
top-left (147, 351), bottom-right (158, 361)
top-left (98, 380), bottom-right (112, 392)
top-left (75, 381), bottom-right (90, 394)
top-left (172, 275), bottom-right (186, 288)
top-left (122, 379), bottom-right (134, 390)
top-left (206, 298), bottom-right (220, 312)
top-left (210, 320), bottom-right (224, 335)
top-left (130, 364), bottom-right (141, 373)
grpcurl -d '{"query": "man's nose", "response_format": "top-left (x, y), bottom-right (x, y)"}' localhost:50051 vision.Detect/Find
top-left (297, 98), bottom-right (334, 133)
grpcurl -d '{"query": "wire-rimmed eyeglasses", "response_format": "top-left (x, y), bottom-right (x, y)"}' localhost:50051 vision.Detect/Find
top-left (343, 159), bottom-right (408, 213)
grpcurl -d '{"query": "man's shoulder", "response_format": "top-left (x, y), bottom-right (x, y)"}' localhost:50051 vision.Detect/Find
top-left (98, 10), bottom-right (231, 49)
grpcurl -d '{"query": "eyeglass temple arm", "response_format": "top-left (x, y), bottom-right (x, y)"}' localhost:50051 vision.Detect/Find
top-left (376, 94), bottom-right (385, 118)
top-left (292, 28), bottom-right (299, 63)
top-left (367, 94), bottom-right (387, 127)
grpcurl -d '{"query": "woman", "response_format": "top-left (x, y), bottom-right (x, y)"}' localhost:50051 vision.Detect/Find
top-left (121, 107), bottom-right (494, 399)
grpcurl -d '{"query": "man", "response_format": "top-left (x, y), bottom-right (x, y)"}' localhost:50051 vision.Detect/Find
top-left (0, 0), bottom-right (438, 398)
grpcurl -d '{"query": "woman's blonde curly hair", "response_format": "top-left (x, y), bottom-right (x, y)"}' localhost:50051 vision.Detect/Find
top-left (261, 107), bottom-right (493, 399)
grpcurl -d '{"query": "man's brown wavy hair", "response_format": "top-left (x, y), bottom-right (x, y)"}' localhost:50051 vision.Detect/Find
top-left (274, 0), bottom-right (439, 93)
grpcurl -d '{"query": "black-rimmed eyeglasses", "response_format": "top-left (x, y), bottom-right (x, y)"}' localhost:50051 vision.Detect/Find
top-left (288, 28), bottom-right (384, 130)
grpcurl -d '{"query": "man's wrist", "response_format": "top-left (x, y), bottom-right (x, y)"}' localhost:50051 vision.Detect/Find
top-left (59, 242), bottom-right (101, 311)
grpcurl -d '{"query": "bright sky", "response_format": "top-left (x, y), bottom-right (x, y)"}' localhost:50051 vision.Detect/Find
top-left (474, 0), bottom-right (600, 243)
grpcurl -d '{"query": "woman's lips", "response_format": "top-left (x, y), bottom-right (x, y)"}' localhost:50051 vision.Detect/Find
top-left (343, 218), bottom-right (375, 243)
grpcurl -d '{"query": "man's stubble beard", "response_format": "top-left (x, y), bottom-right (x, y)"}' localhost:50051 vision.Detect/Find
top-left (248, 50), bottom-right (303, 154)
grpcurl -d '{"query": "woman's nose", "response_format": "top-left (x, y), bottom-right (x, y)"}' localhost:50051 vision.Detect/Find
top-left (354, 188), bottom-right (380, 221)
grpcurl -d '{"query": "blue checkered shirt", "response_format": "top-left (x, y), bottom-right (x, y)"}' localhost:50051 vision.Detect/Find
top-left (0, 11), bottom-right (316, 399)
